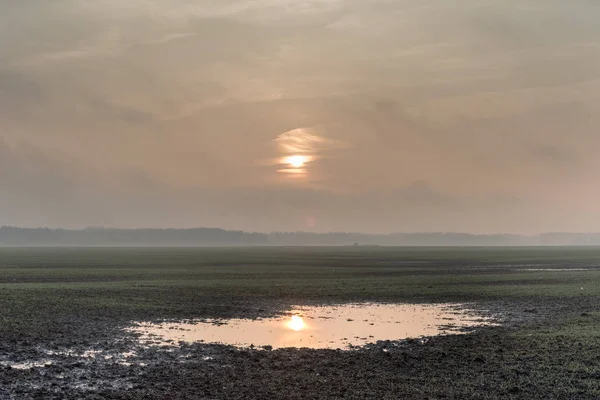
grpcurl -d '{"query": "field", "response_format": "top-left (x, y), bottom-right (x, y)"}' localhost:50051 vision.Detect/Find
top-left (2, 246), bottom-right (600, 399)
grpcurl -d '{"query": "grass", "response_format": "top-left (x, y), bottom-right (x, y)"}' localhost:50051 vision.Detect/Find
top-left (1, 246), bottom-right (600, 339)
top-left (2, 246), bottom-right (600, 398)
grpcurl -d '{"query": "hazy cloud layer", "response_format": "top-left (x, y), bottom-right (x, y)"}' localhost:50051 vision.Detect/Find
top-left (1, 0), bottom-right (600, 233)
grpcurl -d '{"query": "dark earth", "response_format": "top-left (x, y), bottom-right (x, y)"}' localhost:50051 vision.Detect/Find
top-left (2, 247), bottom-right (600, 399)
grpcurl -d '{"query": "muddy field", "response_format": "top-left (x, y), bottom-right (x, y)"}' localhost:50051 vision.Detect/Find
top-left (2, 247), bottom-right (600, 399)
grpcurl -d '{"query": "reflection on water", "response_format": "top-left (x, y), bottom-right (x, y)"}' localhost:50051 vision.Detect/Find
top-left (0, 349), bottom-right (141, 371)
top-left (0, 361), bottom-right (52, 370)
top-left (287, 315), bottom-right (306, 331)
top-left (130, 303), bottom-right (496, 350)
top-left (519, 268), bottom-right (591, 272)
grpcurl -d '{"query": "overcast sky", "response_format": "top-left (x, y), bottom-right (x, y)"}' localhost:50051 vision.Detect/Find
top-left (1, 0), bottom-right (599, 233)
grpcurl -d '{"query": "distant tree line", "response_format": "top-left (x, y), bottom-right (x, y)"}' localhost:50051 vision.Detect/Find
top-left (0, 226), bottom-right (267, 246)
top-left (1, 226), bottom-right (600, 246)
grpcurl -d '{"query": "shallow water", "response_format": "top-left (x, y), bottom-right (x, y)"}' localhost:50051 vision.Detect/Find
top-left (519, 268), bottom-right (592, 272)
top-left (1, 360), bottom-right (53, 370)
top-left (130, 303), bottom-right (496, 350)
top-left (0, 348), bottom-right (141, 371)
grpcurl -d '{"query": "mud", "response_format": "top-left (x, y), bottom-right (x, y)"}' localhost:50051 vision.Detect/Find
top-left (0, 300), bottom-right (534, 400)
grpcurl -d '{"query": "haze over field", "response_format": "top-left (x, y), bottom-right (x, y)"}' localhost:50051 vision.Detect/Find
top-left (2, 227), bottom-right (600, 247)
top-left (2, 0), bottom-right (600, 233)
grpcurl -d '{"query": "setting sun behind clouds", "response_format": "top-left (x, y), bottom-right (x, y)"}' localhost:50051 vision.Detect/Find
top-left (285, 155), bottom-right (309, 168)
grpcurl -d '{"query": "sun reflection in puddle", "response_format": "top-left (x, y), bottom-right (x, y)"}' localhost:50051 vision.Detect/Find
top-left (130, 303), bottom-right (497, 350)
top-left (286, 315), bottom-right (306, 331)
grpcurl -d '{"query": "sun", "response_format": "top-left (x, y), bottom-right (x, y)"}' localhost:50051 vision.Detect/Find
top-left (286, 315), bottom-right (306, 331)
top-left (285, 155), bottom-right (308, 168)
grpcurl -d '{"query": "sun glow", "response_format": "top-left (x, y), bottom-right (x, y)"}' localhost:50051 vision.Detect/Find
top-left (285, 155), bottom-right (308, 168)
top-left (286, 315), bottom-right (306, 331)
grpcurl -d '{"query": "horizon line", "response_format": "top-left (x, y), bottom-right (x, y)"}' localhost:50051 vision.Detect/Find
top-left (2, 225), bottom-right (600, 237)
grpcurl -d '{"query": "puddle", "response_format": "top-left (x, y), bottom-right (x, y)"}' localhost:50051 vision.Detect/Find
top-left (518, 268), bottom-right (592, 272)
top-left (1, 361), bottom-right (53, 370)
top-left (0, 349), bottom-right (145, 372)
top-left (130, 303), bottom-right (496, 350)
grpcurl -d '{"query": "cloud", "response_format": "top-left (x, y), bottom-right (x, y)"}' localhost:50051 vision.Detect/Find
top-left (1, 0), bottom-right (600, 233)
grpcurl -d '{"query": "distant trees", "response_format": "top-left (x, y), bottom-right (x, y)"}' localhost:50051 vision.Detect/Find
top-left (0, 226), bottom-right (267, 246)
top-left (1, 226), bottom-right (599, 246)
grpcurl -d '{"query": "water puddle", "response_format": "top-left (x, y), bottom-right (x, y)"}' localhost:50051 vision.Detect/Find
top-left (1, 361), bottom-right (53, 370)
top-left (130, 303), bottom-right (496, 350)
top-left (0, 348), bottom-right (144, 371)
top-left (518, 268), bottom-right (592, 272)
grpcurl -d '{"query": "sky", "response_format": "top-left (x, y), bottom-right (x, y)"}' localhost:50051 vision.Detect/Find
top-left (1, 0), bottom-right (600, 233)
